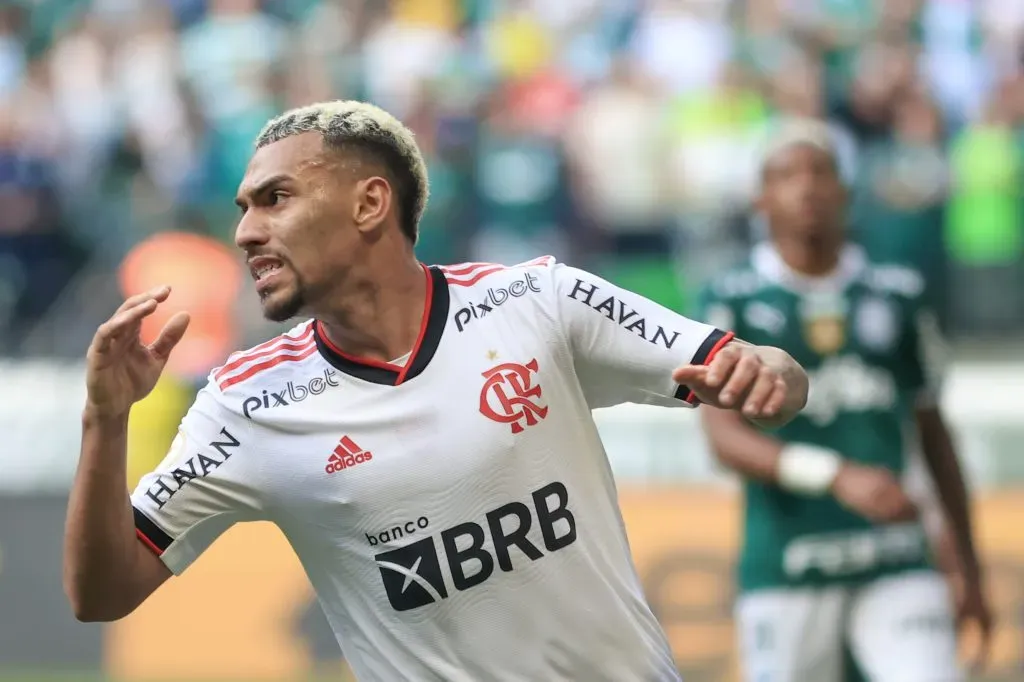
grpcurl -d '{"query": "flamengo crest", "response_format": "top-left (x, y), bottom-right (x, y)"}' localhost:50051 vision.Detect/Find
top-left (479, 359), bottom-right (549, 434)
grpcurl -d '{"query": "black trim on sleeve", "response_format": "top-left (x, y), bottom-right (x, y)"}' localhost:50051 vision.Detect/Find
top-left (691, 328), bottom-right (732, 365)
top-left (674, 328), bottom-right (735, 403)
top-left (672, 382), bottom-right (691, 402)
top-left (133, 506), bottom-right (174, 552)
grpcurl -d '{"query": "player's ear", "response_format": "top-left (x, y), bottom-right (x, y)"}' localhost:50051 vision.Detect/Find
top-left (353, 176), bottom-right (391, 235)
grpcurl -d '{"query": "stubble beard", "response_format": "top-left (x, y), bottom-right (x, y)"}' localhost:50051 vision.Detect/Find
top-left (261, 285), bottom-right (306, 323)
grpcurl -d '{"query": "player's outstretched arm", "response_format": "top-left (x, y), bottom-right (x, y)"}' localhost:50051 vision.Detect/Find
top-left (64, 286), bottom-right (188, 621)
top-left (673, 340), bottom-right (808, 428)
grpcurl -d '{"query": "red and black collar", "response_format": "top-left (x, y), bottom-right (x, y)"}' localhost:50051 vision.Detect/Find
top-left (313, 265), bottom-right (450, 386)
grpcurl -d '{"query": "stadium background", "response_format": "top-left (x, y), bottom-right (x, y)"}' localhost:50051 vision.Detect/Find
top-left (0, 0), bottom-right (1022, 679)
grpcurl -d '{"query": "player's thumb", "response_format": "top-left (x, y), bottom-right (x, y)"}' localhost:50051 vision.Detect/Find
top-left (149, 311), bottom-right (191, 360)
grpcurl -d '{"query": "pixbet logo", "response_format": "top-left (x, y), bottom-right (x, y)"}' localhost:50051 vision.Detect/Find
top-left (453, 272), bottom-right (541, 332)
top-left (242, 367), bottom-right (339, 418)
top-left (373, 481), bottom-right (577, 611)
top-left (479, 358), bottom-right (548, 434)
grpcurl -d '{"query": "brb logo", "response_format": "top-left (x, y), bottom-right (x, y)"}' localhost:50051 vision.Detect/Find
top-left (372, 481), bottom-right (577, 611)
top-left (242, 368), bottom-right (339, 418)
top-left (453, 272), bottom-right (541, 332)
top-left (479, 359), bottom-right (548, 434)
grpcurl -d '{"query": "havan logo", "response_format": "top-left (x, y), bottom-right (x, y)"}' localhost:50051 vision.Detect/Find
top-left (567, 278), bottom-right (682, 349)
top-left (144, 428), bottom-right (241, 508)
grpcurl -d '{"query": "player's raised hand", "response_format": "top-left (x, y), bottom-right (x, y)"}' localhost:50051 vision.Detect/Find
top-left (672, 341), bottom-right (801, 425)
top-left (85, 285), bottom-right (190, 419)
top-left (830, 462), bottom-right (918, 523)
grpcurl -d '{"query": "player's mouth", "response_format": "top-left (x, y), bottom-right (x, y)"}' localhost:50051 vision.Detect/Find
top-left (249, 256), bottom-right (287, 294)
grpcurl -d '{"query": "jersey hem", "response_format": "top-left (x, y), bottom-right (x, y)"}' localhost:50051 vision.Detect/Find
top-left (133, 506), bottom-right (173, 554)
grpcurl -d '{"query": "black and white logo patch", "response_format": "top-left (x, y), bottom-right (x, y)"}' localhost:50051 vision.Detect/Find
top-left (375, 537), bottom-right (448, 611)
top-left (371, 481), bottom-right (578, 612)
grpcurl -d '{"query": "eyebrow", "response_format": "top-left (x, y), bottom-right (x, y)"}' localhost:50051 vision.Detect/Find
top-left (235, 174), bottom-right (292, 209)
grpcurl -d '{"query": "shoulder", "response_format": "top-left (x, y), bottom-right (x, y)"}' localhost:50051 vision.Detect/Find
top-left (437, 255), bottom-right (557, 290)
top-left (438, 257), bottom-right (558, 328)
top-left (208, 319), bottom-right (320, 397)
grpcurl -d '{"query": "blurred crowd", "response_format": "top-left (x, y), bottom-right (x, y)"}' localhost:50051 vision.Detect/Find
top-left (2, 0), bottom-right (1024, 361)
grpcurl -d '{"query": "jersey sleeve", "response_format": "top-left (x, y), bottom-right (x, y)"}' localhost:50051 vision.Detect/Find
top-left (553, 263), bottom-right (733, 409)
top-left (130, 383), bottom-right (260, 575)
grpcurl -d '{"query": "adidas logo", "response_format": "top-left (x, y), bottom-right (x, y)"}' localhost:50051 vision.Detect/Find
top-left (325, 435), bottom-right (373, 474)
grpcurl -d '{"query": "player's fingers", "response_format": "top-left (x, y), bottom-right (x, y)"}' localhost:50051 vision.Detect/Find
top-left (704, 346), bottom-right (740, 387)
top-left (671, 364), bottom-right (709, 386)
top-left (93, 298), bottom-right (159, 353)
top-left (719, 355), bottom-right (762, 407)
top-left (740, 367), bottom-right (778, 417)
top-left (114, 285), bottom-right (171, 315)
top-left (148, 311), bottom-right (191, 359)
top-left (759, 378), bottom-right (789, 417)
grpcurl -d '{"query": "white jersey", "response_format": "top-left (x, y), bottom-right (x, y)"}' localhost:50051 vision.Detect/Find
top-left (131, 257), bottom-right (732, 682)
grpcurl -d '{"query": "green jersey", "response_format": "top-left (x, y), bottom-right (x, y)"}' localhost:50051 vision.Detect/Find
top-left (699, 244), bottom-right (945, 592)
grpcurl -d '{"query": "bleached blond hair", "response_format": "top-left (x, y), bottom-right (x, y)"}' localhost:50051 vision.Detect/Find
top-left (256, 100), bottom-right (429, 243)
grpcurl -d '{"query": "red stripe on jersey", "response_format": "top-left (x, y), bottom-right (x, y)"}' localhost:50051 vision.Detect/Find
top-left (214, 321), bottom-right (313, 378)
top-left (218, 343), bottom-right (319, 390)
top-left (135, 528), bottom-right (165, 557)
top-left (518, 255), bottom-right (554, 268)
top-left (441, 261), bottom-right (499, 277)
top-left (703, 331), bottom-right (735, 364)
top-left (225, 322), bottom-right (313, 364)
top-left (214, 324), bottom-right (315, 381)
top-left (444, 256), bottom-right (554, 287)
top-left (445, 264), bottom-right (508, 287)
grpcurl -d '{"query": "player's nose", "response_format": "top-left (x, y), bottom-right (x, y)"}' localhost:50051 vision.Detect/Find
top-left (234, 211), bottom-right (270, 251)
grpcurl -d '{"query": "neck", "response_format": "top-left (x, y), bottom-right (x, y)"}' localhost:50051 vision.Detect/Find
top-left (773, 232), bottom-right (842, 277)
top-left (317, 248), bottom-right (427, 363)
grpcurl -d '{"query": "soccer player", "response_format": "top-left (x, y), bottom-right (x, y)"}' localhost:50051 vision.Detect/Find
top-left (63, 101), bottom-right (809, 681)
top-left (698, 120), bottom-right (993, 682)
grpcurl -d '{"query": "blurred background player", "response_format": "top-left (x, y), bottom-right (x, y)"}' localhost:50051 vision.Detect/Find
top-left (698, 120), bottom-right (994, 682)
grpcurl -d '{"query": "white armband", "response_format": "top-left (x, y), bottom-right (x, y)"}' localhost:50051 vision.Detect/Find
top-left (776, 444), bottom-right (843, 496)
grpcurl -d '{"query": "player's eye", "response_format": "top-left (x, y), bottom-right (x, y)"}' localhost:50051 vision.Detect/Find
top-left (268, 190), bottom-right (287, 206)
